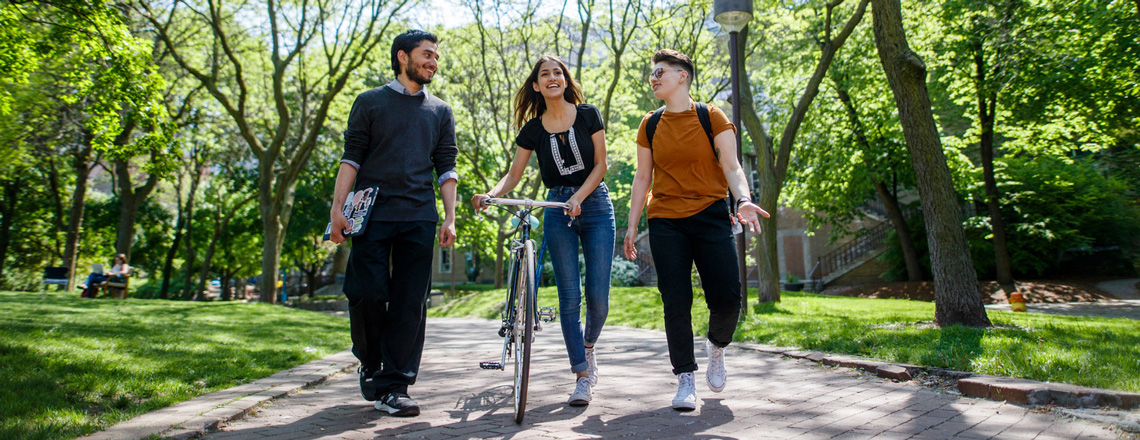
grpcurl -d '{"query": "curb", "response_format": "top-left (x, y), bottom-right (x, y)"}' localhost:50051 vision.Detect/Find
top-left (81, 350), bottom-right (358, 440)
top-left (733, 343), bottom-right (1140, 411)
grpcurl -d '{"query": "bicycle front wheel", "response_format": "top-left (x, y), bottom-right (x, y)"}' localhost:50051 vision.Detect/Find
top-left (513, 239), bottom-right (536, 424)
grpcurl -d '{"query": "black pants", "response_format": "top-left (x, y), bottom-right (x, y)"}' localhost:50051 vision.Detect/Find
top-left (648, 199), bottom-right (741, 375)
top-left (344, 221), bottom-right (435, 397)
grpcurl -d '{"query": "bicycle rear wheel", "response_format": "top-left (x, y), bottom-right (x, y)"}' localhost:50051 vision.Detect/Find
top-left (513, 240), bottom-right (536, 424)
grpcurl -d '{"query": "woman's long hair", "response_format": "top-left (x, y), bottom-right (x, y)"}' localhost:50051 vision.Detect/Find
top-left (513, 55), bottom-right (584, 130)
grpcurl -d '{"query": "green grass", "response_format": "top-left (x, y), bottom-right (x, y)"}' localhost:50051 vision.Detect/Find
top-left (0, 291), bottom-right (350, 440)
top-left (430, 286), bottom-right (1140, 393)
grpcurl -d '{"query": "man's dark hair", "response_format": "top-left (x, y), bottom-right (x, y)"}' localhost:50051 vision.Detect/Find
top-left (391, 29), bottom-right (439, 77)
top-left (652, 49), bottom-right (695, 85)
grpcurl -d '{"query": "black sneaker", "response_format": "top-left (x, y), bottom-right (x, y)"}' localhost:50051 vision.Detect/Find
top-left (359, 366), bottom-right (377, 401)
top-left (374, 392), bottom-right (420, 416)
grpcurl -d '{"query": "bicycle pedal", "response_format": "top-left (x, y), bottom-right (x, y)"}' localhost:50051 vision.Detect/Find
top-left (479, 361), bottom-right (504, 370)
top-left (538, 306), bottom-right (558, 323)
top-left (498, 326), bottom-right (507, 338)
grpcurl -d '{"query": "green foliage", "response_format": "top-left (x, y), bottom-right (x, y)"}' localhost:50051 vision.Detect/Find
top-left (609, 257), bottom-right (640, 287)
top-left (879, 205), bottom-right (932, 282)
top-left (0, 291), bottom-right (350, 440)
top-left (964, 155), bottom-right (1140, 277)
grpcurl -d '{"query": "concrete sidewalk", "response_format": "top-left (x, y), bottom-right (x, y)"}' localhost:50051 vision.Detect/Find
top-left (199, 318), bottom-right (1122, 440)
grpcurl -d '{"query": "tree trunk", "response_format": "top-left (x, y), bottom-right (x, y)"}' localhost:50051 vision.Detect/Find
top-left (602, 55), bottom-right (621, 123)
top-left (110, 120), bottom-right (160, 259)
top-left (257, 172), bottom-right (296, 304)
top-left (736, 0), bottom-right (866, 302)
top-left (114, 162), bottom-right (159, 259)
top-left (331, 242), bottom-right (350, 276)
top-left (195, 195), bottom-right (254, 300)
top-left (974, 42), bottom-right (1013, 286)
top-left (159, 185), bottom-right (187, 299)
top-left (221, 275), bottom-right (233, 301)
top-left (872, 180), bottom-right (923, 281)
top-left (0, 178), bottom-right (18, 283)
top-left (63, 135), bottom-right (95, 291)
top-left (173, 164), bottom-right (202, 300)
top-left (194, 228), bottom-right (221, 301)
top-left (306, 267), bottom-right (317, 298)
top-left (574, 0), bottom-right (594, 80)
top-left (870, 0), bottom-right (990, 327)
top-left (833, 80), bottom-right (924, 281)
top-left (737, 26), bottom-right (781, 302)
top-left (46, 158), bottom-right (66, 263)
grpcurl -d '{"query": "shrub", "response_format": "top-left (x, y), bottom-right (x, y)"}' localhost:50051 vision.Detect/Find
top-left (610, 257), bottom-right (640, 287)
top-left (965, 156), bottom-right (1140, 277)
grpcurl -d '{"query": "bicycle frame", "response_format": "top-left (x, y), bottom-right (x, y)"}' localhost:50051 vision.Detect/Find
top-left (477, 198), bottom-right (569, 424)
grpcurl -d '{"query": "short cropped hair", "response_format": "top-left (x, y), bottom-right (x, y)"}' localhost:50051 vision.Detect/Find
top-left (652, 49), bottom-right (695, 85)
top-left (391, 29), bottom-right (439, 77)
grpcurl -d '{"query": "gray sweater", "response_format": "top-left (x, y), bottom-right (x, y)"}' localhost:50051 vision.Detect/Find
top-left (341, 85), bottom-right (458, 223)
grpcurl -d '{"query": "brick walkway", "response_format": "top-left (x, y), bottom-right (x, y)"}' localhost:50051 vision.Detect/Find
top-left (203, 318), bottom-right (1119, 439)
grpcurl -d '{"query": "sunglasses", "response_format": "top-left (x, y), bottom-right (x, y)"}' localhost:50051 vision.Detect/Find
top-left (649, 67), bottom-right (684, 80)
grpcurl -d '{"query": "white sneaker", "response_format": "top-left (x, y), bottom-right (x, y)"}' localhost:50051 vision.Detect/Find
top-left (585, 347), bottom-right (599, 386)
top-left (672, 372), bottom-right (698, 411)
top-left (568, 376), bottom-right (592, 406)
top-left (706, 340), bottom-right (727, 393)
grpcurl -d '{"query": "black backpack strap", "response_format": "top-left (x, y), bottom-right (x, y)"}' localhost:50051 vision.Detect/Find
top-left (695, 102), bottom-right (717, 159)
top-left (645, 106), bottom-right (666, 148)
top-left (695, 102), bottom-right (736, 215)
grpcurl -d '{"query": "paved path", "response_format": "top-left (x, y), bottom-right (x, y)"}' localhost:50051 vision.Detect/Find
top-left (1097, 279), bottom-right (1140, 300)
top-left (202, 318), bottom-right (1120, 439)
top-left (984, 278), bottom-right (1140, 320)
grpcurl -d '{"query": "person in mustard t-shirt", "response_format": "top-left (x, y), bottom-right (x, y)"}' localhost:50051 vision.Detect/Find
top-left (622, 49), bottom-right (769, 412)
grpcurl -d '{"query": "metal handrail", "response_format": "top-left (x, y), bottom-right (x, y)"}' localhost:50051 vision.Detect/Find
top-left (815, 220), bottom-right (893, 279)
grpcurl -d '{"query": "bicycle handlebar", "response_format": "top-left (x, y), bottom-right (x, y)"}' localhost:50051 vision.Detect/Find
top-left (483, 198), bottom-right (571, 210)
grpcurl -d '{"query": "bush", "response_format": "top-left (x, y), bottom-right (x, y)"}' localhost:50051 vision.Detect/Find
top-left (540, 254), bottom-right (641, 288)
top-left (610, 257), bottom-right (640, 287)
top-left (965, 156), bottom-right (1140, 277)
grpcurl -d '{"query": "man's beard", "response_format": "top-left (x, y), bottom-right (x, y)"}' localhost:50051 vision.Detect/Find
top-left (406, 60), bottom-right (433, 85)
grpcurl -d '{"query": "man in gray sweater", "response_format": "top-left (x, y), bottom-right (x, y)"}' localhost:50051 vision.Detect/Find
top-left (329, 29), bottom-right (458, 417)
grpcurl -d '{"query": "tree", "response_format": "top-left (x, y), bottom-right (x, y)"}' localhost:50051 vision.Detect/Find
top-left (597, 0), bottom-right (642, 123)
top-left (738, 0), bottom-right (869, 302)
top-left (136, 0), bottom-right (411, 303)
top-left (869, 0), bottom-right (991, 327)
top-left (443, 0), bottom-right (553, 288)
top-left (3, 1), bottom-right (170, 289)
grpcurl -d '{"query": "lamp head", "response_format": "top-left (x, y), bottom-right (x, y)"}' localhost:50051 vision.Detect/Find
top-left (714, 0), bottom-right (753, 33)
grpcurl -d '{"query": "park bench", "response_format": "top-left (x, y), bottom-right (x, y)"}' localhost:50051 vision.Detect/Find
top-left (42, 266), bottom-right (70, 292)
top-left (98, 275), bottom-right (130, 299)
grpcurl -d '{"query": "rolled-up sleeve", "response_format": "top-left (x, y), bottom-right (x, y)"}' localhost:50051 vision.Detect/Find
top-left (433, 107), bottom-right (459, 186)
top-left (341, 94), bottom-right (371, 169)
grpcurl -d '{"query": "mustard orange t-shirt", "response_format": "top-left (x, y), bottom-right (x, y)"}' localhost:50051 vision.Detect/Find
top-left (636, 102), bottom-right (736, 219)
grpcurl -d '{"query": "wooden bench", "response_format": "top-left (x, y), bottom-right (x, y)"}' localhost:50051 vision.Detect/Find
top-left (42, 266), bottom-right (70, 292)
top-left (98, 275), bottom-right (130, 299)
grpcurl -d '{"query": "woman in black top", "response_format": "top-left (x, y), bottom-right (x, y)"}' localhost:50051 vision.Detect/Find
top-left (472, 55), bottom-right (615, 407)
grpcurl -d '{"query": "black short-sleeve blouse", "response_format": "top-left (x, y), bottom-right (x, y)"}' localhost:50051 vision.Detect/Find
top-left (514, 104), bottom-right (605, 188)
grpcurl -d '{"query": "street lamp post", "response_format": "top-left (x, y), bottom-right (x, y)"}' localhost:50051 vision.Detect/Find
top-left (713, 0), bottom-right (752, 317)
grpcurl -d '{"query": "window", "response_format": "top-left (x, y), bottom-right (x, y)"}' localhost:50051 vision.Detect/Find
top-left (440, 248), bottom-right (452, 274)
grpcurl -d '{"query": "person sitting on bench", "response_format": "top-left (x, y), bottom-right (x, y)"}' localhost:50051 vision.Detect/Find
top-left (79, 254), bottom-right (130, 298)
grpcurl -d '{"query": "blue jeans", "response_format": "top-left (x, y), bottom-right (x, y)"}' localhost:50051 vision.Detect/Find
top-left (544, 183), bottom-right (616, 374)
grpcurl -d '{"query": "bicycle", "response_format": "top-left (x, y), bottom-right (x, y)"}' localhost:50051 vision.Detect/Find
top-left (477, 197), bottom-right (571, 424)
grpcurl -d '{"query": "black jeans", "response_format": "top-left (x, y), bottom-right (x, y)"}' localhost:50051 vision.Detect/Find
top-left (344, 221), bottom-right (435, 397)
top-left (648, 199), bottom-right (741, 375)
